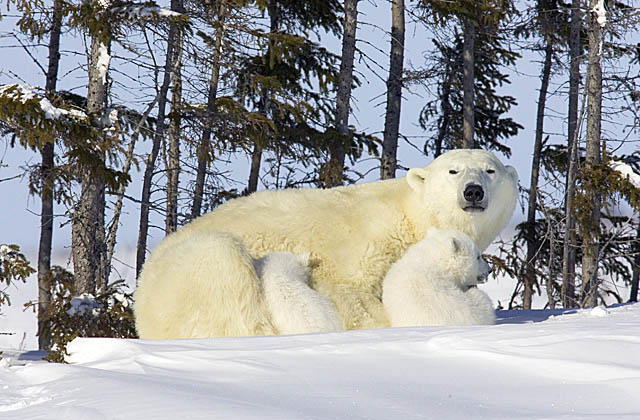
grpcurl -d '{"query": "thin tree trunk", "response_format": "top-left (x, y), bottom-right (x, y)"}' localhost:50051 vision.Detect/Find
top-left (561, 0), bottom-right (581, 308)
top-left (581, 0), bottom-right (604, 307)
top-left (630, 224), bottom-right (640, 302)
top-left (523, 40), bottom-right (553, 309)
top-left (380, 0), bottom-right (405, 180)
top-left (247, 143), bottom-right (262, 194)
top-left (72, 31), bottom-right (109, 295)
top-left (547, 220), bottom-right (557, 309)
top-left (37, 0), bottom-right (63, 350)
top-left (462, 17), bottom-right (475, 149)
top-left (166, 21), bottom-right (184, 235)
top-left (246, 0), bottom-right (279, 194)
top-left (192, 0), bottom-right (227, 218)
top-left (105, 97), bottom-right (160, 272)
top-left (328, 0), bottom-right (358, 186)
top-left (136, 0), bottom-right (181, 277)
top-left (434, 61), bottom-right (453, 158)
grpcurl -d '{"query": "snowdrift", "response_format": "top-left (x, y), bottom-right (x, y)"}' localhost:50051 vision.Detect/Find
top-left (1, 304), bottom-right (640, 419)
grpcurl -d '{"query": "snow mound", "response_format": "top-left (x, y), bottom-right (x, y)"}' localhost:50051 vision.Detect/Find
top-left (1, 304), bottom-right (640, 419)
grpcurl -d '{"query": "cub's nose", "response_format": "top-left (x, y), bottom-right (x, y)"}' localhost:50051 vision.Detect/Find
top-left (464, 184), bottom-right (484, 202)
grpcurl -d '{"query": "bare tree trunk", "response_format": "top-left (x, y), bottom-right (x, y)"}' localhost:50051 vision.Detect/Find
top-left (247, 143), bottom-right (262, 194)
top-left (328, 0), bottom-right (358, 186)
top-left (380, 0), bottom-right (405, 180)
top-left (630, 224), bottom-right (640, 302)
top-left (246, 0), bottom-right (279, 194)
top-left (434, 61), bottom-right (453, 158)
top-left (547, 221), bottom-right (557, 309)
top-left (72, 31), bottom-right (109, 295)
top-left (166, 23), bottom-right (184, 235)
top-left (523, 40), bottom-right (553, 309)
top-left (561, 0), bottom-right (581, 308)
top-left (105, 95), bottom-right (162, 275)
top-left (192, 0), bottom-right (227, 217)
top-left (581, 0), bottom-right (604, 307)
top-left (136, 0), bottom-right (182, 277)
top-left (37, 0), bottom-right (63, 350)
top-left (462, 17), bottom-right (475, 149)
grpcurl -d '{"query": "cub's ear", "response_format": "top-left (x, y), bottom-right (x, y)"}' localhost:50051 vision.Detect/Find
top-left (505, 165), bottom-right (518, 183)
top-left (450, 237), bottom-right (461, 254)
top-left (297, 252), bottom-right (311, 266)
top-left (407, 167), bottom-right (428, 192)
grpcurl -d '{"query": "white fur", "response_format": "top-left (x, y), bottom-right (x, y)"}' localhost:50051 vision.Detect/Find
top-left (256, 252), bottom-right (344, 334)
top-left (135, 149), bottom-right (516, 338)
top-left (383, 228), bottom-right (496, 327)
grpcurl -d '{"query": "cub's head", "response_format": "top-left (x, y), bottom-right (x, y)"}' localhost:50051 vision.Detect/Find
top-left (406, 149), bottom-right (518, 250)
top-left (254, 252), bottom-right (311, 285)
top-left (423, 227), bottom-right (491, 288)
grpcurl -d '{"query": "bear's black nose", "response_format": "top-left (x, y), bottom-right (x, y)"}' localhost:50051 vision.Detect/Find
top-left (464, 184), bottom-right (484, 202)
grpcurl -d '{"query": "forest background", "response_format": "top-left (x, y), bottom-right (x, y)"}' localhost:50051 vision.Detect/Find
top-left (0, 0), bottom-right (639, 355)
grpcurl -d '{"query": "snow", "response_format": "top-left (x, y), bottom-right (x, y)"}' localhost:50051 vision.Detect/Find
top-left (610, 160), bottom-right (640, 189)
top-left (0, 83), bottom-right (87, 121)
top-left (591, 0), bottom-right (607, 28)
top-left (96, 44), bottom-right (111, 86)
top-left (2, 303), bottom-right (640, 419)
top-left (113, 5), bottom-right (184, 20)
top-left (65, 294), bottom-right (104, 316)
top-left (0, 84), bottom-right (37, 103)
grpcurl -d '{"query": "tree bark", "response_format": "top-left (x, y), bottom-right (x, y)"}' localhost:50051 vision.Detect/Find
top-left (523, 40), bottom-right (553, 309)
top-left (328, 0), bottom-right (358, 186)
top-left (136, 0), bottom-right (182, 277)
top-left (71, 29), bottom-right (109, 295)
top-left (192, 0), bottom-right (227, 218)
top-left (380, 0), bottom-right (405, 180)
top-left (434, 60), bottom-right (453, 158)
top-left (581, 0), bottom-right (604, 307)
top-left (462, 17), bottom-right (476, 149)
top-left (166, 20), bottom-right (184, 235)
top-left (247, 143), bottom-right (262, 194)
top-left (630, 224), bottom-right (640, 302)
top-left (37, 0), bottom-right (63, 350)
top-left (561, 0), bottom-right (581, 308)
top-left (246, 0), bottom-right (279, 194)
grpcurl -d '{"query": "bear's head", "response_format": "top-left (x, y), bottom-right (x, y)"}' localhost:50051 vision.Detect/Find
top-left (423, 227), bottom-right (491, 288)
top-left (406, 149), bottom-right (518, 251)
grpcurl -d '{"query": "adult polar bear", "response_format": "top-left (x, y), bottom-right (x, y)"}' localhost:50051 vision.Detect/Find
top-left (134, 149), bottom-right (518, 338)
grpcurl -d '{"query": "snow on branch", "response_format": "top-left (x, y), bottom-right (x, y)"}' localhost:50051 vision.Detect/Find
top-left (110, 3), bottom-right (187, 22)
top-left (609, 160), bottom-right (640, 189)
top-left (591, 0), bottom-right (607, 28)
top-left (0, 84), bottom-right (87, 122)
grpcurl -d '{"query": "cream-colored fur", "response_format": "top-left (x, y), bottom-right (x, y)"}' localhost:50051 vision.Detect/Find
top-left (134, 231), bottom-right (277, 339)
top-left (135, 149), bottom-right (517, 338)
top-left (383, 228), bottom-right (496, 326)
top-left (257, 252), bottom-right (344, 334)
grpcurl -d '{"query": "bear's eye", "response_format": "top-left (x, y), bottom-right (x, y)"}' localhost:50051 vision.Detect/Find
top-left (486, 169), bottom-right (495, 174)
top-left (449, 170), bottom-right (458, 175)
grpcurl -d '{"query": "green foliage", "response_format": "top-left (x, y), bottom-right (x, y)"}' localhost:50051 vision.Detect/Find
top-left (490, 150), bottom-right (640, 308)
top-left (0, 244), bottom-right (35, 314)
top-left (0, 84), bottom-right (95, 149)
top-left (38, 267), bottom-right (137, 363)
top-left (419, 33), bottom-right (522, 156)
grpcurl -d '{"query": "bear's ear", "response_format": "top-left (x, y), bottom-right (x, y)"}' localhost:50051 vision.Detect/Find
top-left (450, 237), bottom-right (461, 254)
top-left (297, 252), bottom-right (311, 266)
top-left (505, 165), bottom-right (518, 183)
top-left (407, 167), bottom-right (428, 192)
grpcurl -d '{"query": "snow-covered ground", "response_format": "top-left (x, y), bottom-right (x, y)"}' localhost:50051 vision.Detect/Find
top-left (2, 303), bottom-right (639, 419)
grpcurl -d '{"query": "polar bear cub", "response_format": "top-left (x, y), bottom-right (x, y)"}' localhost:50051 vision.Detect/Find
top-left (383, 227), bottom-right (495, 327)
top-left (255, 252), bottom-right (344, 335)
